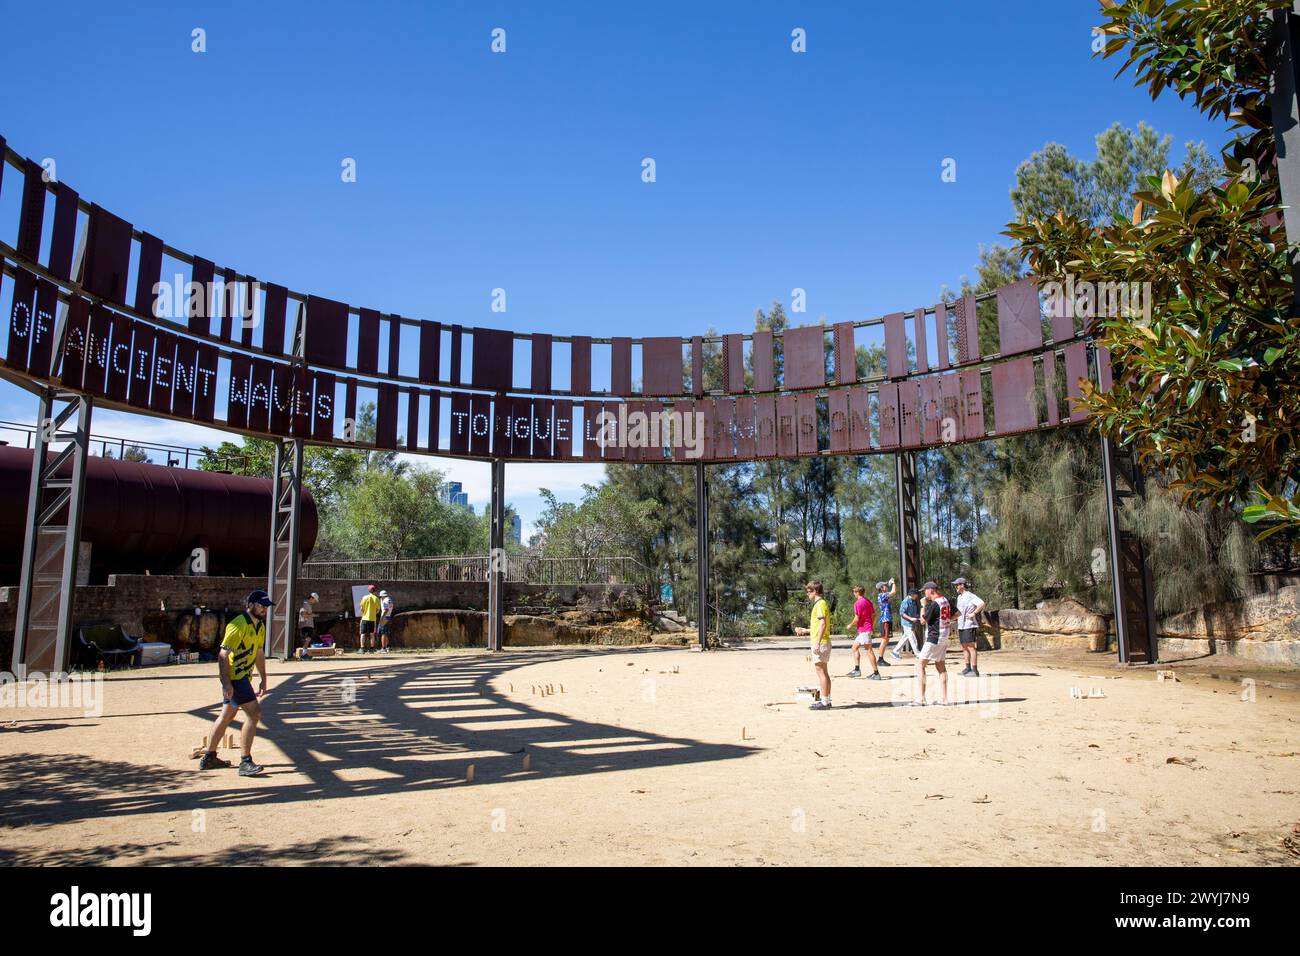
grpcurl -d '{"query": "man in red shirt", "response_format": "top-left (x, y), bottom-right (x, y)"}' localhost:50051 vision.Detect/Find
top-left (845, 585), bottom-right (882, 680)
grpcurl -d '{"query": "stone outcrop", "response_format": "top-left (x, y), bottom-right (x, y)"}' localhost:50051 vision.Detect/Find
top-left (1158, 585), bottom-right (1300, 665)
top-left (992, 598), bottom-right (1109, 652)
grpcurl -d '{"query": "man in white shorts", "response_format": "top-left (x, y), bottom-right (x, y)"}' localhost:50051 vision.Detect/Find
top-left (914, 581), bottom-right (951, 705)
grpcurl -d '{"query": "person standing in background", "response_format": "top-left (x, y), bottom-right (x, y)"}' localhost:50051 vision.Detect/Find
top-left (359, 585), bottom-right (381, 653)
top-left (953, 577), bottom-right (986, 678)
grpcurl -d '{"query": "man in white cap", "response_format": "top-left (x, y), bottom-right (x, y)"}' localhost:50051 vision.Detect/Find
top-left (953, 577), bottom-right (986, 677)
top-left (378, 589), bottom-right (395, 653)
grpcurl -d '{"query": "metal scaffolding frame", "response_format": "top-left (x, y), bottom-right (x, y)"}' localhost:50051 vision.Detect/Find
top-left (696, 461), bottom-right (709, 650)
top-left (266, 437), bottom-right (305, 659)
top-left (487, 457), bottom-right (506, 652)
top-left (11, 388), bottom-right (93, 677)
top-left (1101, 436), bottom-right (1159, 664)
top-left (895, 450), bottom-right (922, 595)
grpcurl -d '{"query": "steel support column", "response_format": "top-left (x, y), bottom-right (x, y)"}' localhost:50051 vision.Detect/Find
top-left (487, 457), bottom-right (506, 651)
top-left (1271, 2), bottom-right (1300, 310)
top-left (1101, 435), bottom-right (1158, 664)
top-left (696, 461), bottom-right (709, 650)
top-left (12, 389), bottom-right (93, 677)
top-left (895, 451), bottom-right (922, 594)
top-left (266, 438), bottom-right (304, 659)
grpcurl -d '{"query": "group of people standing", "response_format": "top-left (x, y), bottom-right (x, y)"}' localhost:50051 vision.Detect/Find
top-left (805, 575), bottom-right (985, 710)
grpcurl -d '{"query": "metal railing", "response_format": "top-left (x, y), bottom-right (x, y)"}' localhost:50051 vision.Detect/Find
top-left (301, 554), bottom-right (655, 586)
top-left (0, 420), bottom-right (249, 472)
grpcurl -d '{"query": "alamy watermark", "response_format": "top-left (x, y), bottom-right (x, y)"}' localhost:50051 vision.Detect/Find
top-left (1, 671), bottom-right (104, 717)
top-left (593, 407), bottom-right (704, 459)
top-left (1043, 275), bottom-right (1152, 324)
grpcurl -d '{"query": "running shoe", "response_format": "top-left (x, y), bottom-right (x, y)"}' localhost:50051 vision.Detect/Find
top-left (959, 666), bottom-right (973, 676)
top-left (846, 668), bottom-right (862, 678)
top-left (866, 672), bottom-right (882, 681)
top-left (238, 758), bottom-right (265, 777)
top-left (878, 658), bottom-right (891, 667)
top-left (808, 700), bottom-right (832, 711)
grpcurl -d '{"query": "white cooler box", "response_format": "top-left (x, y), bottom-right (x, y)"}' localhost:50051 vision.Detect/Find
top-left (136, 642), bottom-right (172, 666)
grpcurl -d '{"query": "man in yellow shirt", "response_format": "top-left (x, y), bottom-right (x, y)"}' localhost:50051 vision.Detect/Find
top-left (199, 590), bottom-right (271, 776)
top-left (805, 580), bottom-right (833, 710)
top-left (359, 584), bottom-right (381, 653)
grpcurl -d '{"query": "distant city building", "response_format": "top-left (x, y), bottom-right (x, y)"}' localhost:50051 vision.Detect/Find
top-left (511, 515), bottom-right (522, 544)
top-left (445, 481), bottom-right (472, 514)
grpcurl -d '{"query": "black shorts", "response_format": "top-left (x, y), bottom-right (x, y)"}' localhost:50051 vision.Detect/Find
top-left (223, 676), bottom-right (257, 706)
top-left (360, 620), bottom-right (376, 635)
top-left (958, 627), bottom-right (979, 646)
top-left (378, 621), bottom-right (390, 636)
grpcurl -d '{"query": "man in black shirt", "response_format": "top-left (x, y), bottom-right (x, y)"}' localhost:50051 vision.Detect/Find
top-left (913, 581), bottom-right (951, 706)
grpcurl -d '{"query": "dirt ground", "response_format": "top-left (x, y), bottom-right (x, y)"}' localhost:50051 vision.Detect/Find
top-left (2, 640), bottom-right (1297, 866)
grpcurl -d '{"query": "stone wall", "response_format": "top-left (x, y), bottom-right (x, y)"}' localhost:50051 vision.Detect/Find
top-left (0, 574), bottom-right (646, 662)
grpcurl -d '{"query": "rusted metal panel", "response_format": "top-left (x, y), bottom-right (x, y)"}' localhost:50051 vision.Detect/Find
top-left (878, 383), bottom-right (900, 449)
top-left (357, 308), bottom-right (380, 372)
top-left (1064, 341), bottom-right (1089, 422)
top-left (691, 336), bottom-right (704, 397)
top-left (227, 353), bottom-right (252, 430)
top-left (104, 312), bottom-right (132, 403)
top-left (833, 322), bottom-right (856, 385)
top-left (56, 296), bottom-right (91, 390)
top-left (601, 403), bottom-right (624, 460)
top-left (426, 390), bottom-right (440, 450)
top-left (796, 393), bottom-right (818, 456)
top-left (172, 336), bottom-right (197, 418)
top-left (246, 359), bottom-right (274, 433)
top-left (884, 312), bottom-right (907, 378)
top-left (530, 398), bottom-right (554, 459)
top-left (1097, 345), bottom-right (1114, 392)
top-left (828, 390), bottom-right (850, 453)
top-left (291, 365), bottom-right (314, 436)
top-left (712, 397), bottom-right (735, 461)
top-left (582, 400), bottom-right (603, 459)
top-left (46, 182), bottom-right (80, 282)
top-left (554, 400), bottom-right (574, 457)
top-left (376, 384), bottom-right (400, 449)
top-left (219, 268), bottom-right (237, 343)
top-left (997, 279), bottom-right (1042, 356)
top-left (955, 293), bottom-right (979, 364)
top-left (16, 160), bottom-right (46, 260)
top-left (1048, 282), bottom-right (1074, 341)
top-left (611, 337), bottom-right (633, 395)
top-left (784, 325), bottom-right (826, 391)
top-left (991, 356), bottom-right (1037, 434)
top-left (734, 395), bottom-right (756, 459)
top-left (697, 400), bottom-right (713, 462)
top-left (188, 257), bottom-right (214, 336)
top-left (643, 336), bottom-right (684, 396)
top-left (127, 322), bottom-right (157, 411)
top-left (495, 396), bottom-right (515, 454)
top-left (723, 333), bottom-right (745, 393)
top-left (914, 308), bottom-right (929, 373)
top-left (4, 267), bottom-right (36, 373)
top-left (312, 373), bottom-right (336, 442)
top-left (134, 232), bottom-right (164, 318)
top-left (755, 394), bottom-right (777, 457)
top-left (85, 305), bottom-right (115, 398)
top-left (959, 369), bottom-right (984, 439)
top-left (28, 277), bottom-right (57, 379)
top-left (570, 336), bottom-right (592, 395)
top-left (776, 395), bottom-right (798, 457)
top-left (939, 371), bottom-right (963, 443)
top-left (269, 363), bottom-right (292, 436)
top-left (83, 205), bottom-right (133, 306)
top-left (1042, 353), bottom-right (1060, 427)
top-left (193, 345), bottom-right (220, 423)
top-left (262, 284), bottom-right (288, 357)
top-left (670, 400), bottom-right (693, 462)
top-left (419, 320), bottom-right (441, 385)
top-left (305, 295), bottom-right (349, 368)
top-left (532, 332), bottom-right (553, 393)
top-left (149, 329), bottom-right (178, 415)
top-left (393, 316), bottom-right (409, 378)
top-left (405, 388), bottom-right (420, 449)
top-left (933, 302), bottom-right (950, 369)
top-left (897, 381), bottom-right (921, 447)
top-left (472, 327), bottom-right (514, 392)
top-left (752, 330), bottom-right (775, 392)
top-left (920, 375), bottom-right (942, 445)
top-left (849, 386), bottom-right (872, 451)
top-left (469, 394), bottom-right (492, 456)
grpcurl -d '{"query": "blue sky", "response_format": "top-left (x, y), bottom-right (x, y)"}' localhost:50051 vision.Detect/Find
top-left (0, 1), bottom-right (1227, 539)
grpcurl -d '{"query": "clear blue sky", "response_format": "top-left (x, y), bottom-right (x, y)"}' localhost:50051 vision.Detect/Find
top-left (0, 0), bottom-right (1226, 538)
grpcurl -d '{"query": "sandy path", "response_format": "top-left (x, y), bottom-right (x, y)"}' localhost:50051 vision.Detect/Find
top-left (1, 642), bottom-right (1297, 866)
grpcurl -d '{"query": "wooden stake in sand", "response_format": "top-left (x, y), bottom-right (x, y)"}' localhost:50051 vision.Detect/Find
top-left (523, 753), bottom-right (531, 772)
top-left (466, 764), bottom-right (476, 783)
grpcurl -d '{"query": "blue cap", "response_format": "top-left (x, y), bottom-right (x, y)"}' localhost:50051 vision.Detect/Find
top-left (246, 589), bottom-right (273, 607)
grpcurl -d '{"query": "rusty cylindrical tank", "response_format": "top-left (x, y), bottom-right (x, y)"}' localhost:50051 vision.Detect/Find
top-left (0, 446), bottom-right (317, 583)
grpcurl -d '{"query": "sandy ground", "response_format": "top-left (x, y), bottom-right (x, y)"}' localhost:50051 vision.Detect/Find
top-left (1, 640), bottom-right (1298, 866)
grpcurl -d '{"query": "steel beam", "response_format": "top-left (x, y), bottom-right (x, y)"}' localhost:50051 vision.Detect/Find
top-left (266, 438), bottom-right (303, 659)
top-left (1271, 2), bottom-right (1300, 311)
top-left (12, 389), bottom-right (93, 677)
top-left (895, 451), bottom-right (922, 594)
top-left (696, 460), bottom-right (709, 649)
top-left (1101, 435), bottom-right (1158, 664)
top-left (487, 457), bottom-right (506, 651)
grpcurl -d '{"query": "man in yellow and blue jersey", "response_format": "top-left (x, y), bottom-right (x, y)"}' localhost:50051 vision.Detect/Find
top-left (198, 589), bottom-right (271, 776)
